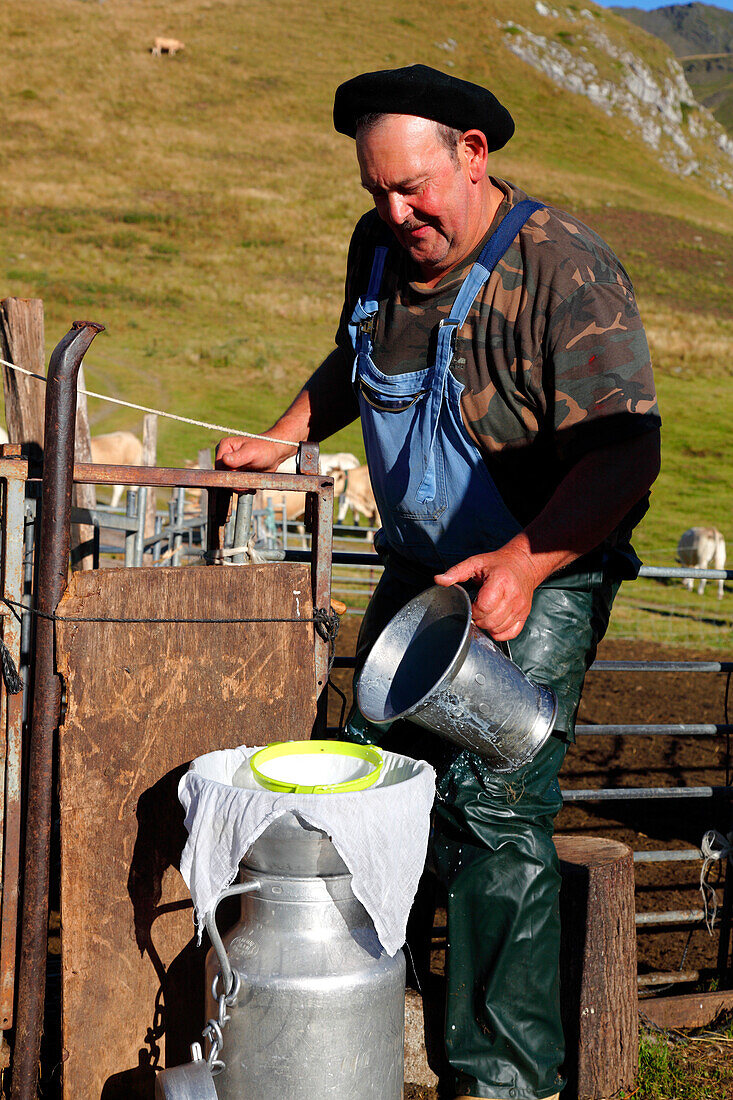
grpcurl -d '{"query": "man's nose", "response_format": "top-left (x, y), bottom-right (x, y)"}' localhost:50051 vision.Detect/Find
top-left (382, 192), bottom-right (410, 225)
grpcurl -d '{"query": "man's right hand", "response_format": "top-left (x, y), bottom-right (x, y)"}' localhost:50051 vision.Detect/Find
top-left (215, 433), bottom-right (297, 472)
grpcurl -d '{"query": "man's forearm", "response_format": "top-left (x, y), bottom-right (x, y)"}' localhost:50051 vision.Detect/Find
top-left (436, 428), bottom-right (661, 639)
top-left (508, 428), bottom-right (662, 589)
top-left (217, 346), bottom-right (358, 470)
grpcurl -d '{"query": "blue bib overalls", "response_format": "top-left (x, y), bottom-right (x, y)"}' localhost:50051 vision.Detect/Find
top-left (348, 202), bottom-right (541, 573)
top-left (345, 204), bottom-right (621, 1099)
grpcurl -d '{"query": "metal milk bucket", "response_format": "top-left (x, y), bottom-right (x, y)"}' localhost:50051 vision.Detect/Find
top-left (200, 814), bottom-right (405, 1099)
top-left (356, 584), bottom-right (557, 772)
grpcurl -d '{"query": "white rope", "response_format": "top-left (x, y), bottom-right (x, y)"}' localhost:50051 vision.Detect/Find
top-left (210, 543), bottom-right (275, 565)
top-left (0, 356), bottom-right (300, 448)
top-left (699, 829), bottom-right (733, 934)
top-left (181, 544), bottom-right (281, 565)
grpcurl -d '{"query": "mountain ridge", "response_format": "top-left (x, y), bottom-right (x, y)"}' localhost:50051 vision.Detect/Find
top-left (611, 2), bottom-right (733, 131)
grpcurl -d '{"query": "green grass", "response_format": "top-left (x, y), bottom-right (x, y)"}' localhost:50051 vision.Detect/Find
top-left (0, 0), bottom-right (731, 639)
top-left (607, 578), bottom-right (732, 653)
top-left (633, 1021), bottom-right (733, 1099)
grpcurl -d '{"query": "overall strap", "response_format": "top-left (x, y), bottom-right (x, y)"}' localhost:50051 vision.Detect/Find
top-left (348, 245), bottom-right (390, 382)
top-left (449, 200), bottom-right (544, 330)
top-left (415, 199), bottom-right (544, 504)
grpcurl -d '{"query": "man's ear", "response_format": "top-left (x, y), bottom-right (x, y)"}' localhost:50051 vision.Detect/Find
top-left (460, 129), bottom-right (489, 182)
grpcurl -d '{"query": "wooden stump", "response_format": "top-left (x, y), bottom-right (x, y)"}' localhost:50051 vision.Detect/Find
top-left (555, 836), bottom-right (638, 1100)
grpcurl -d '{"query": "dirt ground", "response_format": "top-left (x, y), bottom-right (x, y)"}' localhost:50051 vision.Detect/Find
top-left (330, 617), bottom-right (733, 987)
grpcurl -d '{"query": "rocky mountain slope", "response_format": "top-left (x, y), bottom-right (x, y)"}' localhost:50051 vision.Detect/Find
top-left (611, 2), bottom-right (733, 133)
top-left (501, 1), bottom-right (733, 191)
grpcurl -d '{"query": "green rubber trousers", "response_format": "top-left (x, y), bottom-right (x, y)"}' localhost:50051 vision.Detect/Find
top-left (345, 564), bottom-right (620, 1099)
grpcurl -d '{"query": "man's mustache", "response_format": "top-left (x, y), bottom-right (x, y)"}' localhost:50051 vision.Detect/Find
top-left (398, 218), bottom-right (431, 232)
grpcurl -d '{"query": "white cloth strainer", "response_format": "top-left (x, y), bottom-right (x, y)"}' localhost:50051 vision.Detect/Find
top-left (178, 743), bottom-right (436, 956)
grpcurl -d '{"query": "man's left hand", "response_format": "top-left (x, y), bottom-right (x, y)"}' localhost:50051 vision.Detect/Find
top-left (434, 543), bottom-right (540, 641)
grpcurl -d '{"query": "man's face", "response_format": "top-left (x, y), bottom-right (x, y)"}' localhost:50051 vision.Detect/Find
top-left (356, 114), bottom-right (476, 281)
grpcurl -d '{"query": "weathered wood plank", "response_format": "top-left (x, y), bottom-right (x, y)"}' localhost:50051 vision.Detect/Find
top-left (640, 989), bottom-right (733, 1030)
top-left (0, 297), bottom-right (46, 457)
top-left (57, 564), bottom-right (317, 1100)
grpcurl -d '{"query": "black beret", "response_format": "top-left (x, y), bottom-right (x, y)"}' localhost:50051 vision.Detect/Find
top-left (333, 64), bottom-right (514, 152)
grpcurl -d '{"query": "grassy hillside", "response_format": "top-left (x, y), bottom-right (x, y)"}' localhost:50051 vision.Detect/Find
top-left (683, 53), bottom-right (733, 133)
top-left (1, 0), bottom-right (732, 603)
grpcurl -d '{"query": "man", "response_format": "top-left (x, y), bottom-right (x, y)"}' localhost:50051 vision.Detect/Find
top-left (218, 65), bottom-right (660, 1100)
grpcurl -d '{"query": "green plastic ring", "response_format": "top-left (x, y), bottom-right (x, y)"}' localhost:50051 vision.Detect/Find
top-left (249, 740), bottom-right (383, 794)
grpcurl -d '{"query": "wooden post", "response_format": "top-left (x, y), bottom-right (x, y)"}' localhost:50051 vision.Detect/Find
top-left (556, 835), bottom-right (638, 1100)
top-left (142, 413), bottom-right (158, 539)
top-left (71, 364), bottom-right (97, 571)
top-left (0, 298), bottom-right (46, 460)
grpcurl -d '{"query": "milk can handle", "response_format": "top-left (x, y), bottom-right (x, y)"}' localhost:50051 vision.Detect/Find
top-left (205, 880), bottom-right (261, 1000)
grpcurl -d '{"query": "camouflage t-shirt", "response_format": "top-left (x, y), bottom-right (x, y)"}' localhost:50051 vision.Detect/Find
top-left (335, 178), bottom-right (660, 541)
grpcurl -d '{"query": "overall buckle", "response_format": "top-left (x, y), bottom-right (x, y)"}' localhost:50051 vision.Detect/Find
top-left (358, 315), bottom-right (377, 340)
top-left (438, 317), bottom-right (460, 352)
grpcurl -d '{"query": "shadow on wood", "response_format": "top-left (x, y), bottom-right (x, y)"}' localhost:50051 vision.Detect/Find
top-left (98, 765), bottom-right (201, 1099)
top-left (558, 850), bottom-right (589, 1100)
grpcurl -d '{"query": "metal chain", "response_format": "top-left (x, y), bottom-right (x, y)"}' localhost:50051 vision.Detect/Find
top-left (203, 969), bottom-right (240, 1073)
top-left (638, 1007), bottom-right (689, 1046)
top-left (313, 606), bottom-right (340, 674)
top-left (203, 1018), bottom-right (225, 1074)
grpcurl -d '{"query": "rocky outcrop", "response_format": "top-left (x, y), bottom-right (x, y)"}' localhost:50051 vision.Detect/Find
top-left (501, 3), bottom-right (733, 193)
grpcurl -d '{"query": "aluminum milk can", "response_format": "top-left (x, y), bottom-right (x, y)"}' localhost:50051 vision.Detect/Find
top-left (204, 814), bottom-right (406, 1099)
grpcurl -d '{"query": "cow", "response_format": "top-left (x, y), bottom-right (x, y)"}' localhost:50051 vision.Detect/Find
top-left (336, 465), bottom-right (380, 531)
top-left (253, 470), bottom-right (348, 546)
top-left (151, 37), bottom-right (185, 57)
top-left (676, 526), bottom-right (726, 599)
top-left (89, 431), bottom-right (144, 509)
top-left (274, 453), bottom-right (360, 529)
top-left (276, 452), bottom-right (361, 477)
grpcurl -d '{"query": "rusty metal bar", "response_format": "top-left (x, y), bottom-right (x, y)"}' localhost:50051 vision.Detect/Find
top-left (0, 459), bottom-right (330, 497)
top-left (11, 321), bottom-right (104, 1100)
top-left (72, 462), bottom-right (328, 493)
top-left (0, 459), bottom-right (30, 481)
top-left (634, 849), bottom-right (702, 863)
top-left (639, 564), bottom-right (732, 581)
top-left (576, 724), bottom-right (731, 736)
top-left (638, 970), bottom-right (700, 988)
top-left (0, 475), bottom-right (27, 1028)
top-left (563, 786), bottom-right (731, 801)
top-left (636, 909), bottom-right (705, 926)
top-left (296, 444), bottom-right (334, 705)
